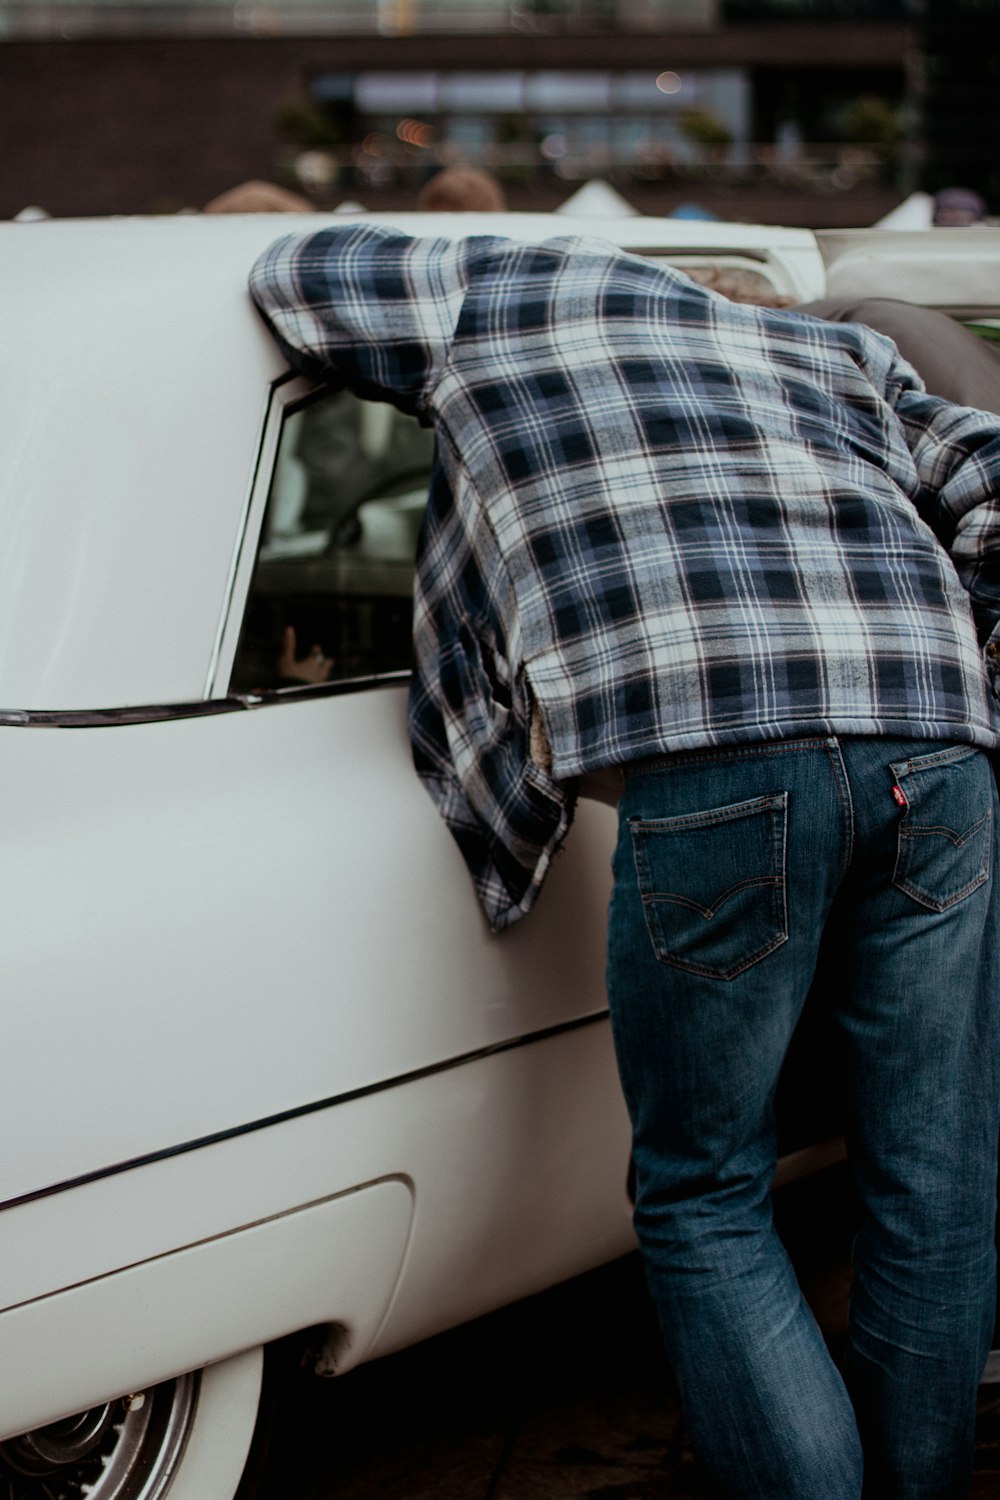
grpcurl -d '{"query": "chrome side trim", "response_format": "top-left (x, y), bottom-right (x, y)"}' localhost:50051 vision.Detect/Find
top-left (0, 673), bottom-right (411, 728)
top-left (0, 1010), bottom-right (612, 1213)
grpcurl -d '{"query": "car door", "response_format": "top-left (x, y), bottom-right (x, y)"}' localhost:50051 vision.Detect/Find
top-left (0, 283), bottom-right (634, 1458)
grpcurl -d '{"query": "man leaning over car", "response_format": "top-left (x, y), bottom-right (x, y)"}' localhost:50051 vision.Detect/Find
top-left (250, 224), bottom-right (1000, 1500)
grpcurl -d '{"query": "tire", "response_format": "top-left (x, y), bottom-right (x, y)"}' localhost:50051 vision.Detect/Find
top-left (0, 1346), bottom-right (264, 1500)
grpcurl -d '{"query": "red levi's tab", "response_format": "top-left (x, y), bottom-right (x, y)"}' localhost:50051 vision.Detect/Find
top-left (892, 785), bottom-right (908, 808)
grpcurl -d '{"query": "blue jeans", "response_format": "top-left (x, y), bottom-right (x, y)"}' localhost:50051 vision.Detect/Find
top-left (606, 736), bottom-right (1000, 1500)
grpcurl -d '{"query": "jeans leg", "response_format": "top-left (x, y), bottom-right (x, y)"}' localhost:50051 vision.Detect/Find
top-left (832, 738), bottom-right (1000, 1500)
top-left (607, 740), bottom-right (863, 1500)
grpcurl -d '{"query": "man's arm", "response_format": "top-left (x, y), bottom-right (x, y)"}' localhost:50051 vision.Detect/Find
top-left (892, 378), bottom-right (1000, 665)
top-left (248, 223), bottom-right (474, 411)
top-left (408, 467), bottom-right (573, 934)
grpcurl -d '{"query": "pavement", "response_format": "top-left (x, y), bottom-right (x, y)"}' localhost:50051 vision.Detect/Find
top-left (252, 1166), bottom-right (1000, 1498)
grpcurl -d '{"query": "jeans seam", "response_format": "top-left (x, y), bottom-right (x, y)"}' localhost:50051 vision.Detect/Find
top-left (824, 738), bottom-right (854, 881)
top-left (646, 929), bottom-right (788, 980)
top-left (893, 809), bottom-right (992, 912)
top-left (894, 866), bottom-right (990, 912)
top-left (628, 793), bottom-right (784, 833)
top-left (889, 749), bottom-right (994, 912)
top-left (626, 737), bottom-right (838, 777)
top-left (889, 743), bottom-right (981, 778)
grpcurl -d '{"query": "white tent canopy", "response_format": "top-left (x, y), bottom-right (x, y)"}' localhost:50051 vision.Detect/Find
top-left (872, 192), bottom-right (934, 230)
top-left (556, 180), bottom-right (639, 218)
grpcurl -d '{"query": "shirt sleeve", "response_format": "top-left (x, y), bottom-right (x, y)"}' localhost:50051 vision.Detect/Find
top-left (408, 469), bottom-right (574, 933)
top-left (248, 223), bottom-right (474, 413)
top-left (889, 357), bottom-right (1000, 690)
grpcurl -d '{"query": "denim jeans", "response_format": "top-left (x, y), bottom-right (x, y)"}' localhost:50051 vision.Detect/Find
top-left (606, 736), bottom-right (1000, 1500)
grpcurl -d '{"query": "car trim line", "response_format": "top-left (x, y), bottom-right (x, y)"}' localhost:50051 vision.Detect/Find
top-left (0, 1009), bottom-right (611, 1212)
top-left (0, 676), bottom-right (411, 727)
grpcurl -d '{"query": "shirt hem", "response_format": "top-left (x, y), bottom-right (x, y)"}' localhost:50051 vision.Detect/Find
top-left (547, 715), bottom-right (1000, 783)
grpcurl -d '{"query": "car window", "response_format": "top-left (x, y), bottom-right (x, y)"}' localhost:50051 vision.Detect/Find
top-left (231, 388), bottom-right (435, 694)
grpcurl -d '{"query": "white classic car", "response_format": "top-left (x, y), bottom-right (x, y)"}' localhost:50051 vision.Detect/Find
top-left (0, 209), bottom-right (998, 1500)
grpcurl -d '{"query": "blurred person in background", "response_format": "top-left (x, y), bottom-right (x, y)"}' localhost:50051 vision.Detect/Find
top-left (203, 180), bottom-right (314, 214)
top-left (416, 165), bottom-right (507, 212)
top-left (934, 188), bottom-right (988, 227)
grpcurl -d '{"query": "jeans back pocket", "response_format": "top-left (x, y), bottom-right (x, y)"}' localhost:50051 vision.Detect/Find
top-left (891, 747), bottom-right (992, 913)
top-left (629, 792), bottom-right (788, 981)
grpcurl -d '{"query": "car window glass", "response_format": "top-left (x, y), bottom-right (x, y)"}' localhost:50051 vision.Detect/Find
top-left (231, 388), bottom-right (435, 693)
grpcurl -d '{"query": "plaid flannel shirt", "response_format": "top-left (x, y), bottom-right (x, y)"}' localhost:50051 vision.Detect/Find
top-left (250, 224), bottom-right (1000, 931)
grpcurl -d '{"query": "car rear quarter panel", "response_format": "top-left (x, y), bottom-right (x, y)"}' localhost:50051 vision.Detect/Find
top-left (0, 688), bottom-right (632, 1432)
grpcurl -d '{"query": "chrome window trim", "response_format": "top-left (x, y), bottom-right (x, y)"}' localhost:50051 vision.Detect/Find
top-left (204, 370), bottom-right (319, 701)
top-left (200, 377), bottom-right (282, 701)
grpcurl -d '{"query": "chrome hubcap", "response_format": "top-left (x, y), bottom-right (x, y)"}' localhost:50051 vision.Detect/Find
top-left (0, 1372), bottom-right (199, 1500)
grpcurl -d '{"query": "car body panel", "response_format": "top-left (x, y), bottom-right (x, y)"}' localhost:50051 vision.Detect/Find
top-left (0, 692), bottom-right (616, 1204)
top-left (0, 1021), bottom-right (634, 1436)
top-left (0, 1177), bottom-right (414, 1441)
top-left (2, 209), bottom-right (998, 1449)
top-left (0, 217), bottom-right (288, 711)
top-left (817, 226), bottom-right (1000, 310)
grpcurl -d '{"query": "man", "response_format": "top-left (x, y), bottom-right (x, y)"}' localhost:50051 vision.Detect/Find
top-left (415, 164), bottom-right (507, 212)
top-left (251, 224), bottom-right (1000, 1498)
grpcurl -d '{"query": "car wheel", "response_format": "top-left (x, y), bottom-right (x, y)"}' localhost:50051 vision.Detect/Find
top-left (0, 1346), bottom-right (264, 1500)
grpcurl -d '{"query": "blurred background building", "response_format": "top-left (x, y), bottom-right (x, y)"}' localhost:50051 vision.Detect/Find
top-left (0, 0), bottom-right (992, 225)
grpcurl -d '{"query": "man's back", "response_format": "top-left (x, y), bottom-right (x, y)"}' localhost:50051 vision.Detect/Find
top-left (433, 236), bottom-right (995, 771)
top-left (252, 224), bottom-right (1000, 927)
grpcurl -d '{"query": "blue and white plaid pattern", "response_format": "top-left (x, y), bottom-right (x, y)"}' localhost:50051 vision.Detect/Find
top-left (251, 224), bottom-right (1000, 930)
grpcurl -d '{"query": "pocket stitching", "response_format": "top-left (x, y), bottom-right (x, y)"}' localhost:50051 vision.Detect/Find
top-left (648, 929), bottom-right (788, 982)
top-left (631, 792), bottom-right (788, 980)
top-left (900, 813), bottom-right (989, 850)
top-left (642, 873), bottom-right (783, 922)
top-left (891, 757), bottom-right (992, 912)
top-left (629, 792), bottom-right (784, 836)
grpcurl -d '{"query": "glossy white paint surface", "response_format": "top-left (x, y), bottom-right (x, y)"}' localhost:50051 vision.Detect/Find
top-left (818, 226), bottom-right (1000, 307)
top-left (0, 1022), bottom-right (634, 1436)
top-left (1, 210), bottom-right (995, 1463)
top-left (0, 691), bottom-right (616, 1203)
top-left (0, 1180), bottom-right (412, 1440)
top-left (0, 216), bottom-right (284, 710)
